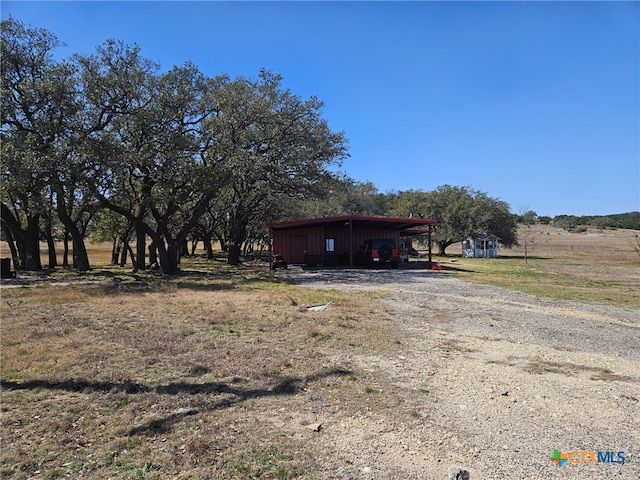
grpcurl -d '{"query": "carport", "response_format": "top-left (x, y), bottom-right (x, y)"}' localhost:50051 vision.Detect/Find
top-left (266, 215), bottom-right (436, 267)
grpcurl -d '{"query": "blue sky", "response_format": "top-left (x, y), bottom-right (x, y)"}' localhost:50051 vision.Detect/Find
top-left (3, 1), bottom-right (639, 217)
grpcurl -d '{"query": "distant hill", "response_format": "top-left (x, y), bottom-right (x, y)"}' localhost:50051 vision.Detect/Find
top-left (551, 211), bottom-right (640, 230)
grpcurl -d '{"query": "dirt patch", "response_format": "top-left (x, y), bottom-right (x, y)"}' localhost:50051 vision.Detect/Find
top-left (284, 267), bottom-right (640, 479)
top-left (1, 263), bottom-right (639, 479)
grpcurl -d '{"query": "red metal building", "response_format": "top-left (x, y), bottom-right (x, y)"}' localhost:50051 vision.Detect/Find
top-left (266, 215), bottom-right (436, 267)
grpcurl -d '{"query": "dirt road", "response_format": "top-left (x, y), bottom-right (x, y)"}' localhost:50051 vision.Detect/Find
top-left (287, 268), bottom-right (640, 479)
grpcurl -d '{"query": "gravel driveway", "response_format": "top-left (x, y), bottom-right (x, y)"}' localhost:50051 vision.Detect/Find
top-left (286, 268), bottom-right (640, 479)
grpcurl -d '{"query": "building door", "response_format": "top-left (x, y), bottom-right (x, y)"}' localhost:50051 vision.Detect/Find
top-left (288, 235), bottom-right (307, 264)
top-left (325, 237), bottom-right (336, 265)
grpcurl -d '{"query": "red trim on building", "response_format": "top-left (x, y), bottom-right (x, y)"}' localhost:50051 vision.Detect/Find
top-left (267, 215), bottom-right (435, 231)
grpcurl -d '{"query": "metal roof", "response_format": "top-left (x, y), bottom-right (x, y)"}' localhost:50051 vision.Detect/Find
top-left (266, 215), bottom-right (435, 233)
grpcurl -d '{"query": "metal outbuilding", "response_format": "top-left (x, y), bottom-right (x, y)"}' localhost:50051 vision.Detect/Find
top-left (266, 215), bottom-right (436, 267)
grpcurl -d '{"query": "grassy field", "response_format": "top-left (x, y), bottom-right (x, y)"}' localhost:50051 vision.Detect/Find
top-left (431, 225), bottom-right (640, 309)
top-left (434, 255), bottom-right (640, 308)
top-left (1, 225), bottom-right (639, 478)
top-left (1, 265), bottom-right (384, 479)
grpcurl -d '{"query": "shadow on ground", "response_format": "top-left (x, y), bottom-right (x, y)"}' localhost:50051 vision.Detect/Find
top-left (1, 367), bottom-right (352, 436)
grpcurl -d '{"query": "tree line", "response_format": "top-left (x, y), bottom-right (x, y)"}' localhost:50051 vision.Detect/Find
top-left (1, 19), bottom-right (521, 274)
top-left (1, 18), bottom-right (350, 274)
top-left (7, 18), bottom-right (632, 274)
top-left (549, 212), bottom-right (640, 231)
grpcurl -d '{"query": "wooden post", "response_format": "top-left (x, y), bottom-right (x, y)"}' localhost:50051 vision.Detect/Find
top-left (268, 230), bottom-right (273, 270)
top-left (428, 226), bottom-right (433, 266)
top-left (349, 218), bottom-right (353, 267)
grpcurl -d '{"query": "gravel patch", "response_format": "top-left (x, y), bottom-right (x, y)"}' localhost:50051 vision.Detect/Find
top-left (285, 267), bottom-right (640, 479)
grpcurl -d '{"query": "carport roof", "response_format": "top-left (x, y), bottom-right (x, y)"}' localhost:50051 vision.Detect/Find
top-left (266, 215), bottom-right (435, 234)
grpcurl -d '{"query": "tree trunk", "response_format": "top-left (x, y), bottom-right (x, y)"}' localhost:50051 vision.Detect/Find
top-left (228, 244), bottom-right (241, 265)
top-left (226, 210), bottom-right (251, 267)
top-left (44, 217), bottom-right (58, 268)
top-left (1, 224), bottom-right (20, 271)
top-left (119, 242), bottom-right (129, 267)
top-left (227, 224), bottom-right (246, 265)
top-left (23, 215), bottom-right (43, 271)
top-left (0, 204), bottom-right (41, 271)
top-left (133, 223), bottom-right (146, 273)
top-left (58, 219), bottom-right (91, 272)
top-left (168, 242), bottom-right (182, 273)
top-left (71, 231), bottom-right (91, 272)
top-left (111, 239), bottom-right (121, 265)
top-left (126, 244), bottom-right (136, 268)
top-left (45, 232), bottom-right (57, 268)
top-left (54, 204), bottom-right (89, 271)
top-left (14, 237), bottom-right (26, 270)
top-left (62, 231), bottom-right (70, 267)
top-left (216, 233), bottom-right (227, 252)
top-left (129, 193), bottom-right (212, 275)
top-left (55, 199), bottom-right (90, 271)
top-left (148, 242), bottom-right (158, 266)
top-left (154, 239), bottom-right (181, 275)
top-left (158, 193), bottom-right (212, 274)
top-left (204, 232), bottom-right (214, 259)
top-left (155, 232), bottom-right (194, 274)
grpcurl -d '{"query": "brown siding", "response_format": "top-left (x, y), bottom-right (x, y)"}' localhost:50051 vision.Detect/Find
top-left (272, 226), bottom-right (401, 265)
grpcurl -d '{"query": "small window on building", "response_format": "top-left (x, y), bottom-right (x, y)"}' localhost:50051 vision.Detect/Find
top-left (325, 238), bottom-right (335, 252)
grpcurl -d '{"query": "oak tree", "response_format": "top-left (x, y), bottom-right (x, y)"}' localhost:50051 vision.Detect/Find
top-left (392, 185), bottom-right (518, 256)
top-left (203, 70), bottom-right (348, 265)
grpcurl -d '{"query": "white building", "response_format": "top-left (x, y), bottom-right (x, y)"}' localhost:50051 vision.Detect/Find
top-left (462, 234), bottom-right (500, 258)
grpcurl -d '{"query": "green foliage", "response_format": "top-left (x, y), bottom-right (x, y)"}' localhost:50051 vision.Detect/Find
top-left (203, 69), bottom-right (348, 264)
top-left (579, 212), bottom-right (640, 230)
top-left (551, 212), bottom-right (640, 231)
top-left (280, 178), bottom-right (395, 219)
top-left (391, 185), bottom-right (518, 255)
top-left (1, 18), bottom-right (67, 270)
top-left (2, 18), bottom-right (346, 273)
top-left (610, 212), bottom-right (640, 229)
top-left (516, 210), bottom-right (538, 225)
top-left (553, 214), bottom-right (579, 230)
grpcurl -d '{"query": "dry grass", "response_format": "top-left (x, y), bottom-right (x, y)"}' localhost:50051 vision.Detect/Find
top-left (1, 226), bottom-right (639, 478)
top-left (485, 356), bottom-right (639, 384)
top-left (525, 359), bottom-right (639, 383)
top-left (429, 225), bottom-right (640, 308)
top-left (1, 261), bottom-right (406, 479)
